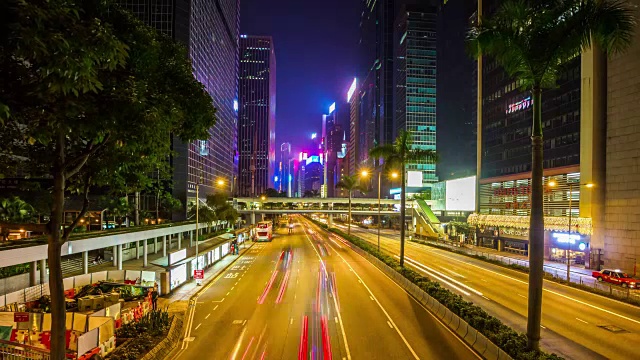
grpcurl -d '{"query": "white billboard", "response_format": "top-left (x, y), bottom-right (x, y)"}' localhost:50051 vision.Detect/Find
top-left (407, 171), bottom-right (423, 187)
top-left (445, 176), bottom-right (476, 211)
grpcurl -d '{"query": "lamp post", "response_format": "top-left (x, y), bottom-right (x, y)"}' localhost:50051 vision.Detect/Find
top-left (361, 170), bottom-right (398, 253)
top-left (548, 180), bottom-right (594, 282)
top-left (195, 179), bottom-right (201, 285)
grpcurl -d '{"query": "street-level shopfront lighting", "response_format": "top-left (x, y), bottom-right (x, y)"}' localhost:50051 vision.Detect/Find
top-left (547, 179), bottom-right (595, 282)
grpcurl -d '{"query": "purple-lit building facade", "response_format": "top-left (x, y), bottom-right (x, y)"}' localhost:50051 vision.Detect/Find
top-left (238, 35), bottom-right (276, 197)
top-left (118, 0), bottom-right (239, 219)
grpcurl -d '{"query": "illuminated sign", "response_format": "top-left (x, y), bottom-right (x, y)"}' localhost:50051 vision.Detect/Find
top-left (299, 152), bottom-right (308, 161)
top-left (506, 96), bottom-right (532, 114)
top-left (311, 133), bottom-right (317, 139)
top-left (329, 102), bottom-right (336, 114)
top-left (407, 171), bottom-right (422, 187)
top-left (274, 176), bottom-right (279, 182)
top-left (552, 232), bottom-right (581, 244)
top-left (199, 140), bottom-right (208, 156)
top-left (305, 155), bottom-right (322, 165)
top-left (233, 99), bottom-right (238, 112)
top-left (347, 78), bottom-right (357, 102)
top-left (445, 176), bottom-right (476, 211)
top-left (169, 249), bottom-right (187, 265)
top-left (390, 187), bottom-right (401, 195)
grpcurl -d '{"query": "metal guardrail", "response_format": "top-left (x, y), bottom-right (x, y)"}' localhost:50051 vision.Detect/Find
top-left (0, 340), bottom-right (50, 360)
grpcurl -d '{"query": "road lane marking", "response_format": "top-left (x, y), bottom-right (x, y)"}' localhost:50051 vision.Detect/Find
top-left (312, 230), bottom-right (416, 360)
top-left (429, 250), bottom-right (640, 325)
top-left (335, 317), bottom-right (339, 324)
top-left (311, 221), bottom-right (482, 360)
top-left (541, 325), bottom-right (546, 329)
top-left (576, 318), bottom-right (589, 324)
top-left (370, 295), bottom-right (374, 301)
top-left (205, 313), bottom-right (211, 319)
top-left (400, 257), bottom-right (470, 296)
top-left (404, 256), bottom-right (483, 296)
top-left (518, 294), bottom-right (526, 298)
top-left (304, 231), bottom-right (352, 360)
top-left (212, 298), bottom-right (225, 303)
top-left (387, 321), bottom-right (394, 329)
top-left (231, 287), bottom-right (235, 290)
top-left (195, 323), bottom-right (201, 330)
top-left (214, 305), bottom-right (219, 310)
top-left (290, 318), bottom-right (293, 325)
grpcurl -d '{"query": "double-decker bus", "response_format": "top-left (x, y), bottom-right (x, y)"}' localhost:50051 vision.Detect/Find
top-left (255, 221), bottom-right (273, 242)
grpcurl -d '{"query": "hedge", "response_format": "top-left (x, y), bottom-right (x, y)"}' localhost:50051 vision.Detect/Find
top-left (305, 216), bottom-right (562, 360)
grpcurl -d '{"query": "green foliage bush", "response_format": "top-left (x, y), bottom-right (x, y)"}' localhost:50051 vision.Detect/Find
top-left (305, 216), bottom-right (562, 360)
top-left (108, 309), bottom-right (171, 360)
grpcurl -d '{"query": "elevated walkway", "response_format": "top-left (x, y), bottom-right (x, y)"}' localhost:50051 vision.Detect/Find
top-left (413, 199), bottom-right (444, 239)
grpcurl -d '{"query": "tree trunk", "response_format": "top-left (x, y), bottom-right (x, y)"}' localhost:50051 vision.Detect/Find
top-left (134, 191), bottom-right (140, 226)
top-left (348, 192), bottom-right (352, 235)
top-left (399, 163), bottom-right (406, 267)
top-left (49, 143), bottom-right (67, 359)
top-left (527, 85), bottom-right (544, 351)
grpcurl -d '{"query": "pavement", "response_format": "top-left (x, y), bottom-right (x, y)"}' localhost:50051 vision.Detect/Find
top-left (166, 216), bottom-right (480, 360)
top-left (340, 225), bottom-right (640, 360)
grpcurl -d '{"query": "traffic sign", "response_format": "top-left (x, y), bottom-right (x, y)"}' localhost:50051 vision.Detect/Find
top-left (14, 312), bottom-right (29, 322)
top-left (194, 269), bottom-right (204, 280)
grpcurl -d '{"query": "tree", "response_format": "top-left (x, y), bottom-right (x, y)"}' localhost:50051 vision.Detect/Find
top-left (102, 196), bottom-right (132, 227)
top-left (264, 188), bottom-right (280, 198)
top-left (206, 193), bottom-right (238, 230)
top-left (335, 175), bottom-right (367, 235)
top-left (369, 130), bottom-right (437, 267)
top-left (0, 197), bottom-right (37, 224)
top-left (303, 189), bottom-right (320, 198)
top-left (468, 0), bottom-right (634, 351)
top-left (0, 1), bottom-right (217, 357)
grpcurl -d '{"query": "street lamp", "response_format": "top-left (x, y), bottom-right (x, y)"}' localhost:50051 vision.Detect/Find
top-left (360, 170), bottom-right (398, 253)
top-left (547, 180), bottom-right (594, 282)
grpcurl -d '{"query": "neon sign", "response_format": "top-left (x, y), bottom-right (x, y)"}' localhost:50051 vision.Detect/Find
top-left (329, 102), bottom-right (336, 114)
top-left (506, 96), bottom-right (532, 114)
top-left (552, 232), bottom-right (581, 244)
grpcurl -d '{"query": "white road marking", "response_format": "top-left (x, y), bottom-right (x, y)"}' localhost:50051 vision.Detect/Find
top-left (214, 305), bottom-right (219, 310)
top-left (205, 313), bottom-right (211, 319)
top-left (518, 294), bottom-right (526, 298)
top-left (315, 232), bottom-right (417, 360)
top-left (429, 250), bottom-right (640, 325)
top-left (195, 323), bottom-right (201, 330)
top-left (290, 318), bottom-right (294, 325)
top-left (387, 321), bottom-right (394, 329)
top-left (576, 318), bottom-right (589, 324)
top-left (335, 317), bottom-right (339, 324)
top-left (226, 292), bottom-right (230, 296)
top-left (404, 256), bottom-right (483, 297)
top-left (541, 325), bottom-right (546, 329)
top-left (370, 295), bottom-right (374, 301)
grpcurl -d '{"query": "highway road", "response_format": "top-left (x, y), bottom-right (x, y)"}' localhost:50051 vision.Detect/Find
top-left (339, 224), bottom-right (640, 360)
top-left (169, 215), bottom-right (479, 360)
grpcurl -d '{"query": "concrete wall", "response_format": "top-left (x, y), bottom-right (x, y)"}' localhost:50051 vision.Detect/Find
top-left (604, 0), bottom-right (640, 272)
top-left (0, 273), bottom-right (32, 296)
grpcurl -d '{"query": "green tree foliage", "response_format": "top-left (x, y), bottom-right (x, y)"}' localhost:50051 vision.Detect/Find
top-left (468, 0), bottom-right (634, 351)
top-left (206, 193), bottom-right (238, 229)
top-left (101, 196), bottom-right (133, 226)
top-left (369, 130), bottom-right (437, 266)
top-left (264, 188), bottom-right (280, 197)
top-left (0, 1), bottom-right (217, 357)
top-left (303, 189), bottom-right (320, 198)
top-left (0, 196), bottom-right (37, 223)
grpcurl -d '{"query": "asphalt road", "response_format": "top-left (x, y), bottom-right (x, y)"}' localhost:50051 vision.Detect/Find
top-left (340, 224), bottom-right (640, 360)
top-left (169, 215), bottom-right (479, 360)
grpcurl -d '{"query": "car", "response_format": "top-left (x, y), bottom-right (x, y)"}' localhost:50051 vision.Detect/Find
top-left (592, 269), bottom-right (638, 288)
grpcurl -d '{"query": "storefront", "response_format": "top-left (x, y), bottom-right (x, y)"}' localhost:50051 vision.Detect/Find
top-left (499, 228), bottom-right (529, 255)
top-left (546, 232), bottom-right (590, 267)
top-left (476, 228), bottom-right (498, 249)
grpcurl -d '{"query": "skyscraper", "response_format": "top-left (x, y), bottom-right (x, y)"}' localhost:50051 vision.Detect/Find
top-left (357, 0), bottom-right (396, 158)
top-left (393, 4), bottom-right (439, 188)
top-left (279, 142), bottom-right (293, 197)
top-left (238, 35), bottom-right (276, 197)
top-left (118, 0), bottom-right (239, 219)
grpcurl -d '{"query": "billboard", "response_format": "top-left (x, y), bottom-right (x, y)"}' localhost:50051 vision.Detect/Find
top-left (445, 176), bottom-right (476, 211)
top-left (407, 171), bottom-right (423, 187)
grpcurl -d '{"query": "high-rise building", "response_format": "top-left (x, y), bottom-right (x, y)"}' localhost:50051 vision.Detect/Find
top-left (393, 3), bottom-right (439, 189)
top-left (357, 0), bottom-right (396, 158)
top-left (278, 142), bottom-right (293, 196)
top-left (347, 78), bottom-right (360, 176)
top-left (119, 0), bottom-right (240, 219)
top-left (238, 35), bottom-right (276, 197)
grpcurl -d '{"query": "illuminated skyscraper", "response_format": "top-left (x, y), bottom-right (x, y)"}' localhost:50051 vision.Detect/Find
top-left (118, 0), bottom-right (239, 219)
top-left (394, 3), bottom-right (439, 188)
top-left (238, 35), bottom-right (276, 197)
top-left (279, 142), bottom-right (293, 197)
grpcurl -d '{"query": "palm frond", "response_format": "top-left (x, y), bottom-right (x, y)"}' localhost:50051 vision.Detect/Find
top-left (405, 148), bottom-right (438, 163)
top-left (591, 0), bottom-right (636, 54)
top-left (369, 143), bottom-right (395, 159)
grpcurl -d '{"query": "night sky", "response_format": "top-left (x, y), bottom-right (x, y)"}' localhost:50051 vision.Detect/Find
top-left (240, 0), bottom-right (361, 154)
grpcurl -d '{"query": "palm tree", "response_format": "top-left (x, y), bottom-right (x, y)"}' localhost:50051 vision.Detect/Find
top-left (468, 0), bottom-right (634, 351)
top-left (335, 175), bottom-right (366, 235)
top-left (369, 130), bottom-right (437, 267)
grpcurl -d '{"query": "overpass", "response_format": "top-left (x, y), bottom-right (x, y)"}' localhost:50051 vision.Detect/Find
top-left (233, 197), bottom-right (443, 238)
